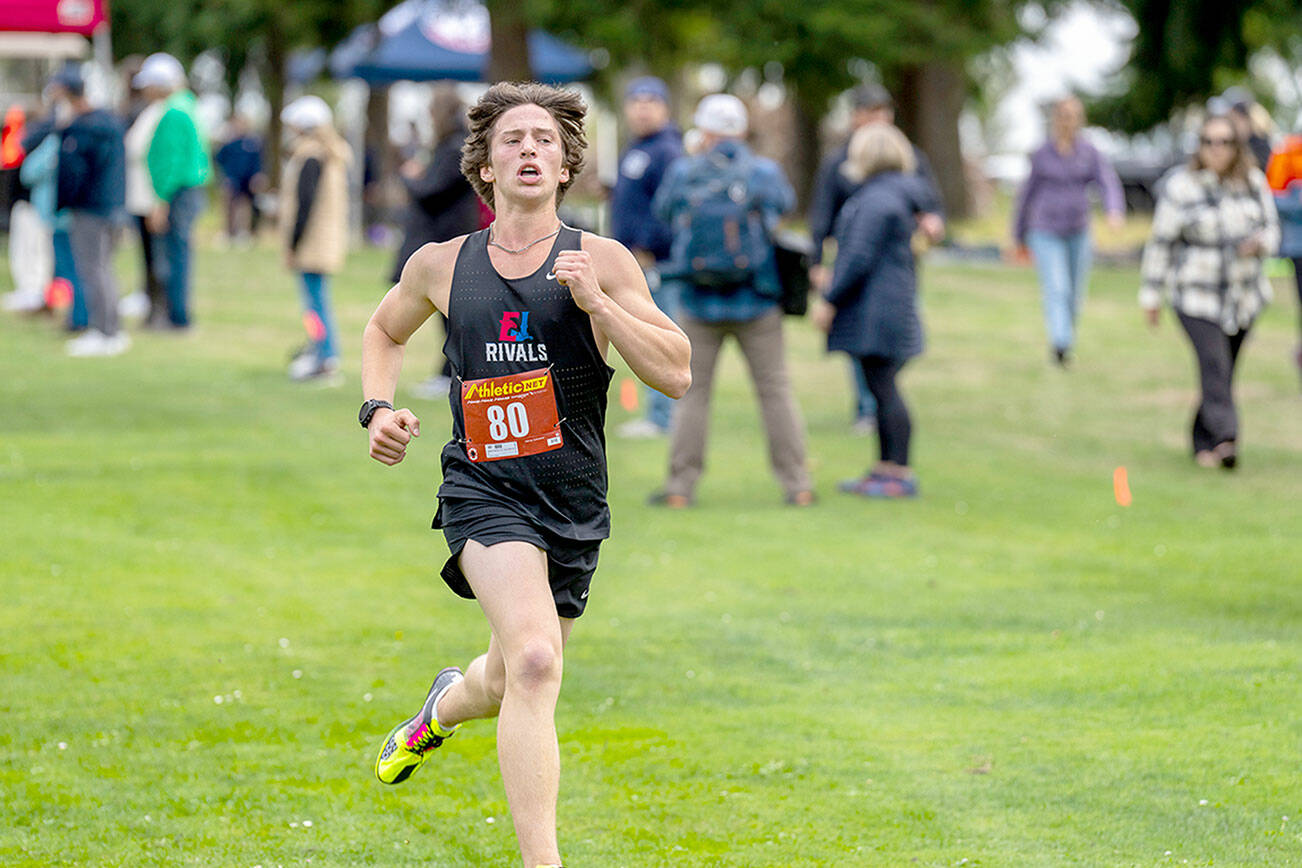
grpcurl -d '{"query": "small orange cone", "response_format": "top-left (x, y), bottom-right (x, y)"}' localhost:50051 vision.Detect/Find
top-left (1113, 466), bottom-right (1132, 507)
top-left (619, 378), bottom-right (639, 412)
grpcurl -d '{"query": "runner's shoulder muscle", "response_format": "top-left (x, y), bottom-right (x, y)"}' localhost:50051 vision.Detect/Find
top-left (401, 235), bottom-right (469, 314)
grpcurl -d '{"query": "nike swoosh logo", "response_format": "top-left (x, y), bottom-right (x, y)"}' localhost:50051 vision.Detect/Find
top-left (545, 271), bottom-right (558, 281)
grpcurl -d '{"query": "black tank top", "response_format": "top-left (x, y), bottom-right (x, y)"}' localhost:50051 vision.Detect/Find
top-left (436, 225), bottom-right (614, 540)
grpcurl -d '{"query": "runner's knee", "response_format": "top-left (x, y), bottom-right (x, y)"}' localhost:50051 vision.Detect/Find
top-left (506, 637), bottom-right (562, 691)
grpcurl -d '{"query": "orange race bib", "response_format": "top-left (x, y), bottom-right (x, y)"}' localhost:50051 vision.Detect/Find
top-left (460, 367), bottom-right (564, 462)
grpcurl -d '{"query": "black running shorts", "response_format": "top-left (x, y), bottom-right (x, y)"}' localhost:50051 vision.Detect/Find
top-left (433, 498), bottom-right (602, 619)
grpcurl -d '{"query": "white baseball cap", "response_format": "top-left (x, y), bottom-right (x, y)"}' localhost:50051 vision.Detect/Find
top-left (693, 93), bottom-right (748, 137)
top-left (132, 53), bottom-right (186, 90)
top-left (281, 95), bottom-right (333, 131)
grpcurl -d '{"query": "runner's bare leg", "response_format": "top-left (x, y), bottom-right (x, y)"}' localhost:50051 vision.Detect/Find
top-left (452, 539), bottom-right (570, 868)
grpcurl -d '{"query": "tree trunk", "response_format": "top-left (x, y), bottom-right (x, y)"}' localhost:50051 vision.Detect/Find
top-left (264, 17), bottom-right (287, 190)
top-left (485, 0), bottom-right (532, 83)
top-left (894, 61), bottom-right (970, 220)
top-left (364, 85), bottom-right (391, 233)
top-left (788, 96), bottom-right (822, 214)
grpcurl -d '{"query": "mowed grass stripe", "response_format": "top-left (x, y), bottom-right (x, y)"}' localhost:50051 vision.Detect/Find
top-left (1, 234), bottom-right (1299, 865)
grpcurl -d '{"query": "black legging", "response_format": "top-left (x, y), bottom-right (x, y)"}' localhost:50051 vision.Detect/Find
top-left (857, 355), bottom-right (911, 466)
top-left (1176, 312), bottom-right (1249, 454)
top-left (1293, 258), bottom-right (1302, 335)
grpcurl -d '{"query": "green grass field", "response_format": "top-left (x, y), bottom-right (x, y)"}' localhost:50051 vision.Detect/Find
top-left (2, 232), bottom-right (1300, 867)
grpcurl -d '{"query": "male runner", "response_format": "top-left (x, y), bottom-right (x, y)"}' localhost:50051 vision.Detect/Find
top-left (359, 82), bottom-right (691, 868)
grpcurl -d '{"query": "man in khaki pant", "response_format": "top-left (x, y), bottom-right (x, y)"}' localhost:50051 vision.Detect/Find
top-left (649, 94), bottom-right (813, 507)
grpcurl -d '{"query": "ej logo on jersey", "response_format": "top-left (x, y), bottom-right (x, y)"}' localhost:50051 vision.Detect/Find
top-left (486, 311), bottom-right (549, 363)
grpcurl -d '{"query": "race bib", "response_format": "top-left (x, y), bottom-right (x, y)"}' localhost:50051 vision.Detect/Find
top-left (460, 367), bottom-right (564, 462)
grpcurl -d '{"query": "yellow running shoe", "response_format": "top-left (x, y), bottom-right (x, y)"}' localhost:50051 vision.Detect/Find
top-left (374, 667), bottom-right (463, 784)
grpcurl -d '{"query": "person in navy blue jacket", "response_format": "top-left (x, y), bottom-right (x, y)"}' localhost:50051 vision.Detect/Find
top-left (610, 76), bottom-right (684, 437)
top-left (54, 67), bottom-right (129, 358)
top-left (807, 84), bottom-right (944, 435)
top-left (813, 124), bottom-right (925, 498)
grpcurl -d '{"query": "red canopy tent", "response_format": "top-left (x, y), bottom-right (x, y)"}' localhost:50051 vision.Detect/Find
top-left (0, 0), bottom-right (107, 35)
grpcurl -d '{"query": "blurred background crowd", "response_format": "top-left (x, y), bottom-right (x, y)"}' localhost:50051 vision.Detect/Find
top-left (2, 0), bottom-right (1300, 495)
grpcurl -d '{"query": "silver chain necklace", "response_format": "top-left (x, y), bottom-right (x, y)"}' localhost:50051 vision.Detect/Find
top-left (487, 222), bottom-right (562, 255)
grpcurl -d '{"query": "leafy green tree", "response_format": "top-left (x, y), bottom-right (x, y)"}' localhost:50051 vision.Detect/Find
top-left (110, 0), bottom-right (392, 182)
top-left (1096, 0), bottom-right (1302, 132)
top-left (537, 0), bottom-right (1058, 217)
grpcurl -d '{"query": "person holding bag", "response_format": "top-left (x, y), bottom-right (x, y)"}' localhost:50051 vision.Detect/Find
top-left (648, 93), bottom-right (813, 508)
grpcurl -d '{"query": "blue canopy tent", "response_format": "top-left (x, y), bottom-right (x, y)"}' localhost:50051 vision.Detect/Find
top-left (331, 0), bottom-right (592, 85)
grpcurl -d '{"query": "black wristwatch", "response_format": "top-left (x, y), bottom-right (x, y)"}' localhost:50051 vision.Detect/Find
top-left (359, 399), bottom-right (394, 428)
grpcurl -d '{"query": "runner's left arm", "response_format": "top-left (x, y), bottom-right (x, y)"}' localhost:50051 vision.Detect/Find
top-left (553, 237), bottom-right (691, 399)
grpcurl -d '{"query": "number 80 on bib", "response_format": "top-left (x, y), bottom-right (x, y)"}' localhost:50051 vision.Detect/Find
top-left (460, 367), bottom-right (564, 462)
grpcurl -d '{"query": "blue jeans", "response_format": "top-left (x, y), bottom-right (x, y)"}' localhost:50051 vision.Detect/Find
top-left (645, 274), bottom-right (680, 430)
top-left (155, 186), bottom-right (205, 326)
top-left (849, 355), bottom-right (879, 421)
top-left (1026, 229), bottom-right (1092, 352)
top-left (53, 227), bottom-right (86, 330)
top-left (299, 272), bottom-right (339, 362)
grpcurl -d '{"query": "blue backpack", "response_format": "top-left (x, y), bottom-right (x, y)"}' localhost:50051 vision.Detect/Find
top-left (672, 149), bottom-right (767, 291)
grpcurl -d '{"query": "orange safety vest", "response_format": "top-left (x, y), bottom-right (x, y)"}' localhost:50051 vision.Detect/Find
top-left (1266, 134), bottom-right (1302, 192)
top-left (1, 105), bottom-right (26, 169)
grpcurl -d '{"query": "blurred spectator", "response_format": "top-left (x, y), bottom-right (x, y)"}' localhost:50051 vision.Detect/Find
top-left (1222, 88), bottom-right (1274, 170)
top-left (649, 93), bottom-right (813, 508)
top-left (1139, 115), bottom-right (1278, 469)
top-left (611, 76), bottom-right (684, 438)
top-left (54, 66), bottom-right (128, 358)
top-left (137, 53), bottom-right (210, 330)
top-left (1013, 96), bottom-right (1124, 367)
top-left (813, 125), bottom-right (925, 498)
top-left (389, 84), bottom-right (480, 400)
top-left (124, 66), bottom-right (167, 327)
top-left (214, 112), bottom-right (266, 245)
top-left (1266, 133), bottom-right (1302, 382)
top-left (1, 103), bottom-right (27, 233)
top-left (280, 96), bottom-right (351, 384)
top-left (808, 83), bottom-right (943, 433)
top-left (10, 90), bottom-right (63, 317)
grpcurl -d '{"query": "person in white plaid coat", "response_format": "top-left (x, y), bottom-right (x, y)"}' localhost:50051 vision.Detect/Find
top-left (1139, 114), bottom-right (1279, 469)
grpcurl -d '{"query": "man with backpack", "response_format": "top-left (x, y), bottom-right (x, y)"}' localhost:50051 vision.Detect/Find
top-left (648, 93), bottom-right (814, 508)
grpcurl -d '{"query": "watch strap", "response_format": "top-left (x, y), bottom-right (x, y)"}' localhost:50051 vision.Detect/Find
top-left (359, 399), bottom-right (394, 428)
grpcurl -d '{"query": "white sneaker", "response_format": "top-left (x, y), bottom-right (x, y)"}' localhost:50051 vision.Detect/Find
top-left (288, 353), bottom-right (341, 385)
top-left (67, 330), bottom-right (131, 357)
top-left (118, 292), bottom-right (149, 321)
top-left (3, 290), bottom-right (45, 312)
top-left (66, 330), bottom-right (109, 357)
top-left (617, 418), bottom-right (669, 439)
top-left (102, 332), bottom-right (131, 356)
top-left (411, 374), bottom-right (452, 400)
top-left (851, 416), bottom-right (877, 436)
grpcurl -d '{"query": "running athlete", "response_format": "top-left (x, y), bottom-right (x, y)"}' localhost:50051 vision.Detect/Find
top-left (359, 82), bottom-right (691, 868)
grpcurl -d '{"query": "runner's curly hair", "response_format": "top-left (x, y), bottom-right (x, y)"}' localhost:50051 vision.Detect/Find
top-left (461, 81), bottom-right (588, 210)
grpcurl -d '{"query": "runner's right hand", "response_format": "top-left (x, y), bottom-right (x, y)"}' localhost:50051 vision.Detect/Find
top-left (369, 408), bottom-right (421, 465)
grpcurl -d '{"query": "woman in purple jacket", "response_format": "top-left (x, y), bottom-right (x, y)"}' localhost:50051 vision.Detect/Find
top-left (1013, 96), bottom-right (1125, 366)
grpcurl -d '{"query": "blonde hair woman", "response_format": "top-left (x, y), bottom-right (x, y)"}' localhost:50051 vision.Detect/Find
top-left (813, 124), bottom-right (926, 497)
top-left (1140, 113), bottom-right (1279, 468)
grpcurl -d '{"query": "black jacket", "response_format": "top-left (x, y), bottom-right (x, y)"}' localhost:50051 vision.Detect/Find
top-left (57, 108), bottom-right (126, 217)
top-left (389, 126), bottom-right (481, 283)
